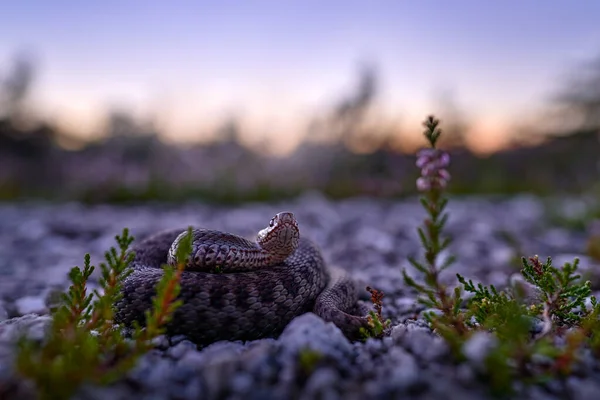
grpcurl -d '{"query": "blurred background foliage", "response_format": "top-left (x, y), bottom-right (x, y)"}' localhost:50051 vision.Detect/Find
top-left (0, 50), bottom-right (598, 204)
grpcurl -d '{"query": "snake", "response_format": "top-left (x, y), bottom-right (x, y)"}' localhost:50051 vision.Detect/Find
top-left (113, 212), bottom-right (370, 345)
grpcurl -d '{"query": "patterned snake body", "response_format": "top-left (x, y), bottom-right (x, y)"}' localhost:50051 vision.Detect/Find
top-left (114, 212), bottom-right (368, 344)
top-left (166, 212), bottom-right (300, 272)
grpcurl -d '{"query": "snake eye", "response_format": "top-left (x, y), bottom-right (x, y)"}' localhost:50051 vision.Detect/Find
top-left (269, 218), bottom-right (275, 227)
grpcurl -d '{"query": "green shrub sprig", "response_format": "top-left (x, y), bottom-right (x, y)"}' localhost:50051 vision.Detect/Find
top-left (15, 227), bottom-right (193, 400)
top-left (404, 115), bottom-right (600, 395)
top-left (402, 115), bottom-right (469, 355)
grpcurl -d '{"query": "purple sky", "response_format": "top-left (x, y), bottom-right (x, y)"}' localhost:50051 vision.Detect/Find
top-left (1, 0), bottom-right (600, 153)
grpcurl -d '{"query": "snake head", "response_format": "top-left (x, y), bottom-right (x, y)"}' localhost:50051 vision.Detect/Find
top-left (257, 212), bottom-right (300, 259)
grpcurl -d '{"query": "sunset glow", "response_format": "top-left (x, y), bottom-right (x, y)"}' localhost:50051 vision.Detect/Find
top-left (2, 1), bottom-right (600, 154)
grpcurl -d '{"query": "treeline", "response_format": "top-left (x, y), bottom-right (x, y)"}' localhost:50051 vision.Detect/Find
top-left (0, 52), bottom-right (599, 202)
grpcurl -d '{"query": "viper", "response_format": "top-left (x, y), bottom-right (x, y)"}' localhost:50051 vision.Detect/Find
top-left (114, 212), bottom-right (370, 344)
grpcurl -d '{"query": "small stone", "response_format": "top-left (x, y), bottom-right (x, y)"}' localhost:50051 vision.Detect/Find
top-left (141, 358), bottom-right (173, 391)
top-left (542, 228), bottom-right (573, 250)
top-left (553, 254), bottom-right (592, 270)
top-left (383, 347), bottom-right (420, 389)
top-left (150, 335), bottom-right (170, 351)
top-left (487, 270), bottom-right (509, 288)
top-left (302, 367), bottom-right (340, 396)
top-left (166, 339), bottom-right (197, 360)
top-left (390, 321), bottom-right (430, 342)
top-left (394, 297), bottom-right (418, 314)
top-left (455, 364), bottom-right (476, 386)
top-left (179, 377), bottom-right (205, 399)
top-left (74, 384), bottom-right (133, 400)
top-left (525, 384), bottom-right (555, 400)
top-left (382, 336), bottom-right (393, 349)
top-left (489, 245), bottom-right (514, 266)
top-left (169, 334), bottom-right (189, 346)
top-left (509, 273), bottom-right (540, 302)
top-left (0, 302), bottom-right (8, 322)
top-left (279, 313), bottom-right (354, 362)
top-left (126, 351), bottom-right (161, 383)
top-left (169, 363), bottom-right (199, 385)
top-left (0, 315), bottom-right (51, 343)
top-left (585, 296), bottom-right (596, 312)
top-left (410, 333), bottom-right (449, 363)
top-left (528, 317), bottom-right (545, 335)
top-left (238, 340), bottom-right (280, 381)
top-left (462, 332), bottom-right (497, 370)
top-left (178, 351), bottom-right (205, 371)
top-left (567, 377), bottom-right (600, 400)
top-left (363, 337), bottom-right (383, 352)
top-left (197, 342), bottom-right (245, 397)
top-left (14, 296), bottom-right (47, 316)
top-left (542, 378), bottom-right (565, 395)
top-left (230, 372), bottom-right (255, 394)
top-left (392, 321), bottom-right (449, 363)
top-left (355, 227), bottom-right (394, 254)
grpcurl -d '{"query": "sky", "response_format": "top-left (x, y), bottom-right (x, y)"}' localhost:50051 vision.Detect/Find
top-left (1, 0), bottom-right (599, 154)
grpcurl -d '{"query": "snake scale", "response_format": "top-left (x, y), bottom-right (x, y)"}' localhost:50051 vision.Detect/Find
top-left (114, 212), bottom-right (370, 344)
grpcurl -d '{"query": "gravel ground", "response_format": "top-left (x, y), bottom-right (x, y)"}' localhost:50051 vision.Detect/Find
top-left (1, 193), bottom-right (599, 399)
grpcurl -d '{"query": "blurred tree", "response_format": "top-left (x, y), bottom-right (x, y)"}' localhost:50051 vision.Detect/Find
top-left (214, 116), bottom-right (242, 144)
top-left (307, 61), bottom-right (383, 152)
top-left (105, 110), bottom-right (143, 137)
top-left (335, 62), bottom-right (378, 144)
top-left (334, 63), bottom-right (377, 124)
top-left (102, 109), bottom-right (161, 162)
top-left (0, 50), bottom-right (36, 120)
top-left (432, 88), bottom-right (469, 149)
top-left (0, 49), bottom-right (59, 189)
top-left (553, 53), bottom-right (600, 131)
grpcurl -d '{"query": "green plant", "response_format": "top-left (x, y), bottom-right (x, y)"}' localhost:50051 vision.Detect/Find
top-left (457, 257), bottom-right (598, 395)
top-left (521, 256), bottom-right (591, 325)
top-left (403, 115), bottom-right (600, 396)
top-left (359, 286), bottom-right (391, 339)
top-left (402, 115), bottom-right (469, 355)
top-left (297, 348), bottom-right (324, 375)
top-left (15, 227), bottom-right (193, 400)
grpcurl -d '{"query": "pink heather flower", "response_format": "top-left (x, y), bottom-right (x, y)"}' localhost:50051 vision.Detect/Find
top-left (421, 164), bottom-right (434, 177)
top-left (438, 169), bottom-right (451, 182)
top-left (417, 148), bottom-right (437, 158)
top-left (416, 156), bottom-right (429, 169)
top-left (416, 149), bottom-right (450, 168)
top-left (416, 148), bottom-right (436, 167)
top-left (437, 178), bottom-right (448, 189)
top-left (438, 152), bottom-right (450, 168)
top-left (416, 147), bottom-right (451, 192)
top-left (417, 177), bottom-right (431, 191)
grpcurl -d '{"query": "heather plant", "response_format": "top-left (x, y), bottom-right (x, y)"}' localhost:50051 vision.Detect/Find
top-left (404, 114), bottom-right (600, 395)
top-left (360, 286), bottom-right (392, 339)
top-left (15, 227), bottom-right (193, 400)
top-left (457, 256), bottom-right (599, 394)
top-left (402, 115), bottom-right (470, 355)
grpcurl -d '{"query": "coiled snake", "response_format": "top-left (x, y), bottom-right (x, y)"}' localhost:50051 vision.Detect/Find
top-left (114, 212), bottom-right (370, 344)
